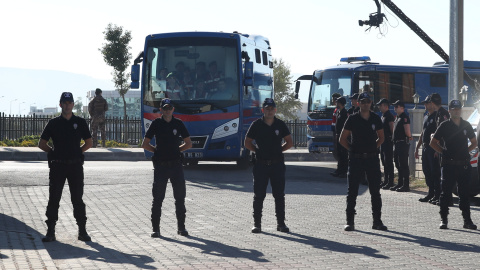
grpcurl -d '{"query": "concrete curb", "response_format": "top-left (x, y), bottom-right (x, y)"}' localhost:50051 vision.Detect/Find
top-left (0, 147), bottom-right (335, 162)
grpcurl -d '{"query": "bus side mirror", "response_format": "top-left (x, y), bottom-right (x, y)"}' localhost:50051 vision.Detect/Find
top-left (294, 81), bottom-right (300, 99)
top-left (130, 64), bottom-right (140, 89)
top-left (244, 62), bottom-right (253, 87)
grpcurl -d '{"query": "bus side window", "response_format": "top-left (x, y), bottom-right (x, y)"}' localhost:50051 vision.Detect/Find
top-left (255, 49), bottom-right (261, 64)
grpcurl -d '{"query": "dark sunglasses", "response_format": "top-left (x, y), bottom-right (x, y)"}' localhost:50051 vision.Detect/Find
top-left (360, 99), bottom-right (371, 104)
top-left (162, 106), bottom-right (173, 111)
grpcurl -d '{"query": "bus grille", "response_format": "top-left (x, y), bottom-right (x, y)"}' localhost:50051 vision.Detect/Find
top-left (190, 136), bottom-right (208, 149)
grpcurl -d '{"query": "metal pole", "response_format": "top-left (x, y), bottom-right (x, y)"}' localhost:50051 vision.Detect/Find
top-left (449, 0), bottom-right (464, 102)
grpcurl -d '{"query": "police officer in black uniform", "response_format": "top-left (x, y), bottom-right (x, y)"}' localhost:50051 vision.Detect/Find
top-left (376, 98), bottom-right (395, 189)
top-left (245, 98), bottom-right (293, 233)
top-left (390, 100), bottom-right (413, 192)
top-left (415, 95), bottom-right (441, 202)
top-left (347, 93), bottom-right (359, 116)
top-left (38, 92), bottom-right (93, 242)
top-left (142, 98), bottom-right (193, 237)
top-left (339, 92), bottom-right (387, 231)
top-left (430, 100), bottom-right (477, 230)
top-left (331, 97), bottom-right (348, 178)
top-left (429, 93), bottom-right (450, 205)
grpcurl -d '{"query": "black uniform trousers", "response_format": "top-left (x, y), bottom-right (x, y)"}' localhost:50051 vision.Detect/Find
top-left (252, 161), bottom-right (286, 222)
top-left (439, 164), bottom-right (471, 217)
top-left (394, 141), bottom-right (410, 187)
top-left (151, 162), bottom-right (186, 230)
top-left (346, 156), bottom-right (382, 218)
top-left (422, 146), bottom-right (441, 198)
top-left (46, 162), bottom-right (87, 226)
top-left (336, 140), bottom-right (348, 174)
top-left (380, 140), bottom-right (394, 185)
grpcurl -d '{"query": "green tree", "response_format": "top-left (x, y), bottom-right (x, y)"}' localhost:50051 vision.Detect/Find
top-left (74, 97), bottom-right (83, 115)
top-left (273, 58), bottom-right (302, 120)
top-left (99, 23), bottom-right (132, 143)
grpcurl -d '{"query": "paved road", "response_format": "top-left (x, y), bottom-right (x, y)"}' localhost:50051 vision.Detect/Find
top-left (2, 161), bottom-right (480, 269)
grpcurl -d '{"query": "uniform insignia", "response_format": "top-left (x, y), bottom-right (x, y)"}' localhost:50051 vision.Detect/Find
top-left (173, 129), bottom-right (177, 135)
top-left (275, 130), bottom-right (279, 136)
top-left (430, 119), bottom-right (433, 123)
top-left (464, 130), bottom-right (467, 135)
top-left (444, 115), bottom-right (447, 120)
top-left (372, 124), bottom-right (375, 130)
top-left (73, 123), bottom-right (77, 129)
top-left (404, 118), bottom-right (407, 123)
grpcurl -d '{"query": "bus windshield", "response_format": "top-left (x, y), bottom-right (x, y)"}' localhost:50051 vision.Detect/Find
top-left (143, 37), bottom-right (239, 113)
top-left (309, 70), bottom-right (352, 111)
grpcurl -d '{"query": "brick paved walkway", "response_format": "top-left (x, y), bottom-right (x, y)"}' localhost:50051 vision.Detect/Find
top-left (2, 162), bottom-right (480, 269)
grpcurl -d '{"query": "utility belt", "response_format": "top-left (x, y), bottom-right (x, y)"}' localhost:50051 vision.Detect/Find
top-left (441, 158), bottom-right (470, 166)
top-left (349, 152), bottom-right (378, 159)
top-left (394, 139), bottom-right (409, 144)
top-left (50, 158), bottom-right (83, 165)
top-left (153, 159), bottom-right (182, 167)
top-left (255, 158), bottom-right (284, 166)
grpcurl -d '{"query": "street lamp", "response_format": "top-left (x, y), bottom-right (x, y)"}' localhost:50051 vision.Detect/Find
top-left (459, 85), bottom-right (468, 107)
top-left (18, 102), bottom-right (26, 115)
top-left (412, 93), bottom-right (420, 109)
top-left (9, 99), bottom-right (17, 115)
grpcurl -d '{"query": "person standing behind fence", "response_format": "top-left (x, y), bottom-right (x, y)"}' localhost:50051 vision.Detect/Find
top-left (38, 92), bottom-right (93, 242)
top-left (88, 88), bottom-right (108, 148)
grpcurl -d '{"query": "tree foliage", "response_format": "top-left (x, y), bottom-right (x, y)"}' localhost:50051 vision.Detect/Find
top-left (273, 58), bottom-right (302, 120)
top-left (99, 23), bottom-right (132, 143)
top-left (74, 97), bottom-right (83, 115)
top-left (99, 23), bottom-right (132, 97)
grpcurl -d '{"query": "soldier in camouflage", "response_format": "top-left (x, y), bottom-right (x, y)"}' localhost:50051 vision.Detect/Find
top-left (88, 88), bottom-right (108, 147)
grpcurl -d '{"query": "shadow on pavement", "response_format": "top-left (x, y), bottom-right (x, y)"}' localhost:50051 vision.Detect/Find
top-left (0, 213), bottom-right (41, 250)
top-left (161, 235), bottom-right (269, 262)
top-left (184, 163), bottom-right (352, 196)
top-left (43, 240), bottom-right (155, 269)
top-left (359, 230), bottom-right (480, 252)
top-left (262, 231), bottom-right (388, 259)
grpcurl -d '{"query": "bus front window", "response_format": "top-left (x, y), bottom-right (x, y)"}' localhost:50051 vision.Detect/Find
top-left (309, 70), bottom-right (352, 111)
top-left (143, 38), bottom-right (240, 112)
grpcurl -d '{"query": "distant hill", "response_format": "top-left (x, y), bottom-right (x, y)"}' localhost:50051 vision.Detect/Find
top-left (0, 67), bottom-right (116, 113)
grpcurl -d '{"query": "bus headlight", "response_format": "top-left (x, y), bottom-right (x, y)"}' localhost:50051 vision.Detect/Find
top-left (212, 118), bottom-right (239, 140)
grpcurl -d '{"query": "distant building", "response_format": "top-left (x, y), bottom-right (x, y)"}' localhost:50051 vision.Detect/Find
top-left (29, 106), bottom-right (58, 116)
top-left (87, 90), bottom-right (141, 119)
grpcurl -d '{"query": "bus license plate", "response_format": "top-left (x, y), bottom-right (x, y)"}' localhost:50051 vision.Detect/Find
top-left (185, 152), bottom-right (203, 158)
top-left (317, 147), bottom-right (329, 152)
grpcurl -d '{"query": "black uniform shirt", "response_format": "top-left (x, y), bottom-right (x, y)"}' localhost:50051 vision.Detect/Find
top-left (393, 112), bottom-right (410, 142)
top-left (343, 112), bottom-right (383, 154)
top-left (433, 118), bottom-right (474, 161)
top-left (145, 117), bottom-right (190, 161)
top-left (422, 111), bottom-right (437, 147)
top-left (40, 114), bottom-right (91, 160)
top-left (246, 116), bottom-right (291, 160)
top-left (436, 106), bottom-right (450, 128)
top-left (347, 106), bottom-right (359, 116)
top-left (381, 110), bottom-right (395, 142)
top-left (335, 107), bottom-right (348, 136)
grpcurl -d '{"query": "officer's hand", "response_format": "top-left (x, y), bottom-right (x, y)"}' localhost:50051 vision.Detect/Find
top-left (434, 152), bottom-right (439, 158)
top-left (414, 150), bottom-right (419, 159)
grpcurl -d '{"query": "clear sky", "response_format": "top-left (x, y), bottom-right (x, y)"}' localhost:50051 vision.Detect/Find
top-left (1, 0), bottom-right (479, 112)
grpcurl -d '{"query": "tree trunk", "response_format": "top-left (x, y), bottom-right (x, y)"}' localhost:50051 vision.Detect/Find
top-left (122, 94), bottom-right (127, 144)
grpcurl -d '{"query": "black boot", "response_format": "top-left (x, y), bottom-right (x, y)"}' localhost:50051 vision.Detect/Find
top-left (151, 221), bottom-right (160, 238)
top-left (463, 212), bottom-right (477, 230)
top-left (439, 212), bottom-right (448, 229)
top-left (177, 218), bottom-right (189, 236)
top-left (42, 221), bottom-right (56, 242)
top-left (78, 224), bottom-right (91, 241)
top-left (251, 215), bottom-right (262, 233)
top-left (372, 214), bottom-right (388, 230)
top-left (276, 218), bottom-right (289, 233)
top-left (344, 214), bottom-right (355, 231)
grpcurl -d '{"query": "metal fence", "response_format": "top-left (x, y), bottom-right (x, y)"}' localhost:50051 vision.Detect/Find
top-left (0, 113), bottom-right (142, 145)
top-left (0, 113), bottom-right (308, 147)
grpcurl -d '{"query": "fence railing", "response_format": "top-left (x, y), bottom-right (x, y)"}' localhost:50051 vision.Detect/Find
top-left (0, 113), bottom-right (308, 147)
top-left (0, 113), bottom-right (142, 145)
